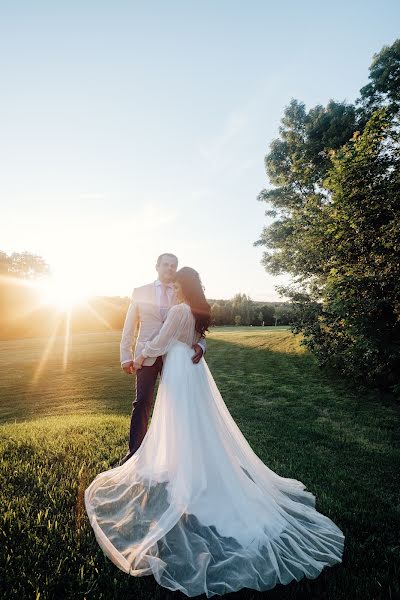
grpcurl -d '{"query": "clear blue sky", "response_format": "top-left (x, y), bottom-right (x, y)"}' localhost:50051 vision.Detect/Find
top-left (1, 0), bottom-right (399, 301)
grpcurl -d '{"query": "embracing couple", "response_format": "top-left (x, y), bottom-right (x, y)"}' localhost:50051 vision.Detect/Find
top-left (84, 252), bottom-right (345, 598)
top-left (117, 252), bottom-right (208, 466)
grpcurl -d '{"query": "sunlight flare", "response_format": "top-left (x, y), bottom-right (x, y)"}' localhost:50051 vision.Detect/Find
top-left (31, 315), bottom-right (63, 385)
top-left (40, 276), bottom-right (91, 311)
top-left (62, 310), bottom-right (72, 371)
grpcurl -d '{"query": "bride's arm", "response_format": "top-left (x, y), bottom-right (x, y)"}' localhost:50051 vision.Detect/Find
top-left (140, 304), bottom-right (188, 359)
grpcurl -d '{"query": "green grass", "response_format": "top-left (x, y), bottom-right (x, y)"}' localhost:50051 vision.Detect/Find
top-left (0, 328), bottom-right (399, 599)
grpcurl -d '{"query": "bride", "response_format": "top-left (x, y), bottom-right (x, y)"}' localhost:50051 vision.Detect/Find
top-left (84, 267), bottom-right (345, 597)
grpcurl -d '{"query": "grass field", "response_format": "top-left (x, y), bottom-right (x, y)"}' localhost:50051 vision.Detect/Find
top-left (0, 327), bottom-right (399, 599)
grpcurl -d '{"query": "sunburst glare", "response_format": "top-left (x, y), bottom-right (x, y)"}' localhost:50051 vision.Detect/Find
top-left (40, 276), bottom-right (91, 311)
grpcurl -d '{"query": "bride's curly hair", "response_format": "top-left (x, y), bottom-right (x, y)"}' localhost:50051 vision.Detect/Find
top-left (174, 267), bottom-right (211, 338)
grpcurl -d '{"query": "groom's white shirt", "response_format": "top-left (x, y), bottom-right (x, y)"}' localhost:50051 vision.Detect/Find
top-left (120, 279), bottom-right (206, 367)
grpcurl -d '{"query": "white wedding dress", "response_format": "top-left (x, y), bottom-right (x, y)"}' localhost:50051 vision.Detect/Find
top-left (84, 302), bottom-right (345, 597)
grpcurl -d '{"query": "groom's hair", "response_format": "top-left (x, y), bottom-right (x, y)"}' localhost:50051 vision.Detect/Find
top-left (156, 253), bottom-right (178, 266)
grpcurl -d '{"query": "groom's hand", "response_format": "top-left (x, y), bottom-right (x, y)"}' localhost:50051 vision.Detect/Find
top-left (191, 343), bottom-right (204, 364)
top-left (122, 361), bottom-right (135, 374)
top-left (134, 355), bottom-right (145, 370)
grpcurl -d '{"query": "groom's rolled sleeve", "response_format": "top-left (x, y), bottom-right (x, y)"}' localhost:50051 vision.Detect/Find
top-left (120, 288), bottom-right (140, 365)
top-left (197, 337), bottom-right (207, 355)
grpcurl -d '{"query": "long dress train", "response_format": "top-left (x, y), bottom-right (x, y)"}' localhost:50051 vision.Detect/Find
top-left (84, 303), bottom-right (345, 597)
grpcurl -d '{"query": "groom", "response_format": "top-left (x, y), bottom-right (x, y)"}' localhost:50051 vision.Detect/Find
top-left (116, 252), bottom-right (206, 466)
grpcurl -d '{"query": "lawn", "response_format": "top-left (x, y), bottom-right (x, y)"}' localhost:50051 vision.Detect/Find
top-left (0, 328), bottom-right (399, 599)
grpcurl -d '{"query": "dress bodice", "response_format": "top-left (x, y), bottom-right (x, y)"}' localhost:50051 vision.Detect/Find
top-left (142, 302), bottom-right (202, 358)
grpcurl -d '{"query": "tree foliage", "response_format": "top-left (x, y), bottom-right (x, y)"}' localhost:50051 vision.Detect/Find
top-left (0, 250), bottom-right (50, 279)
top-left (255, 39), bottom-right (400, 396)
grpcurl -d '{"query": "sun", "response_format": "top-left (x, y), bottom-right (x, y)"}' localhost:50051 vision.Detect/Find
top-left (40, 277), bottom-right (90, 310)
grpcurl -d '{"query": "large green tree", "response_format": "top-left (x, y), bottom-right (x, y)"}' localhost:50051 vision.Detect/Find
top-left (255, 39), bottom-right (400, 395)
top-left (357, 39), bottom-right (400, 117)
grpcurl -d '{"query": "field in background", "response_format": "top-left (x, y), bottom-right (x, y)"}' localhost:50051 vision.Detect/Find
top-left (0, 326), bottom-right (291, 425)
top-left (0, 328), bottom-right (399, 599)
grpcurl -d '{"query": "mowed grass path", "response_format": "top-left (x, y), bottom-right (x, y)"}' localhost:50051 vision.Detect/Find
top-left (0, 328), bottom-right (399, 599)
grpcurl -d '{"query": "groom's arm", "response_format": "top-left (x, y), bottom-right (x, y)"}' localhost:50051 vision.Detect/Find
top-left (120, 288), bottom-right (140, 366)
top-left (196, 338), bottom-right (207, 354)
top-left (197, 337), bottom-right (206, 354)
top-left (191, 335), bottom-right (206, 364)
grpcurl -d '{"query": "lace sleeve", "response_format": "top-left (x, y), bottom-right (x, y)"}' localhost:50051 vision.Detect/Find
top-left (141, 304), bottom-right (191, 358)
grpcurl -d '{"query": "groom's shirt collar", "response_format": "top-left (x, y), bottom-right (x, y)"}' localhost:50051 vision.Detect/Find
top-left (155, 279), bottom-right (174, 289)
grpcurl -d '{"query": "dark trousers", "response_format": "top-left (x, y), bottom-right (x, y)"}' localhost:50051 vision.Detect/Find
top-left (127, 355), bottom-right (164, 457)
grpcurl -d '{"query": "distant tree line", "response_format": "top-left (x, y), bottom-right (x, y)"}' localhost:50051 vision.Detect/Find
top-left (209, 293), bottom-right (294, 326)
top-left (0, 250), bottom-right (49, 279)
top-left (0, 251), bottom-right (127, 339)
top-left (0, 252), bottom-right (294, 340)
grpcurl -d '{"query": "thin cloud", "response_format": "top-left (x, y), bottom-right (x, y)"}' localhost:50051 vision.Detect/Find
top-left (198, 110), bottom-right (250, 169)
top-left (197, 80), bottom-right (277, 174)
